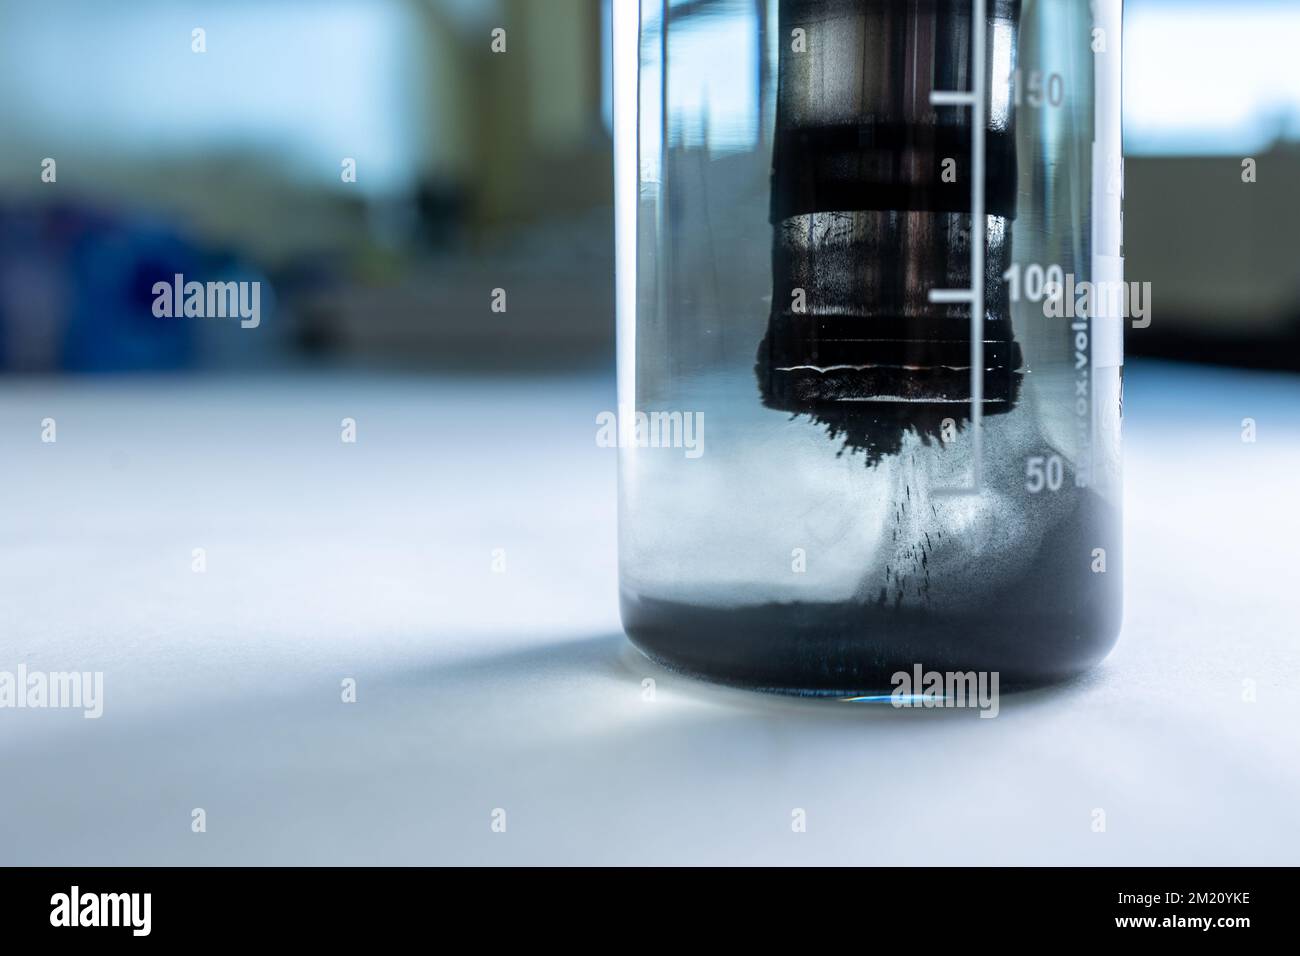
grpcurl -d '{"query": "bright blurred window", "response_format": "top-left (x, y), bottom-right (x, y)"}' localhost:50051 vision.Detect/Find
top-left (1125, 0), bottom-right (1300, 155)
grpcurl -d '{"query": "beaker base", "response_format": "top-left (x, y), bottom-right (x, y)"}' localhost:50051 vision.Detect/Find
top-left (622, 592), bottom-right (1121, 697)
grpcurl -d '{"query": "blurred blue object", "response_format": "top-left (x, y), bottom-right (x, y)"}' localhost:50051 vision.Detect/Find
top-left (63, 215), bottom-right (199, 372)
top-left (0, 203), bottom-right (280, 373)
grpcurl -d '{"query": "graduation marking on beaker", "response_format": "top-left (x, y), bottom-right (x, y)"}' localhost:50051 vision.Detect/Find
top-left (929, 0), bottom-right (989, 497)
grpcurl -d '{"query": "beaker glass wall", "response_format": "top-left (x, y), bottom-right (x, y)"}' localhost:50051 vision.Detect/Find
top-left (615, 0), bottom-right (1124, 692)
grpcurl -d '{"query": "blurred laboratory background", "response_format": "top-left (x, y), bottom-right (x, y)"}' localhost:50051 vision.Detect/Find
top-left (0, 0), bottom-right (614, 373)
top-left (0, 0), bottom-right (1295, 376)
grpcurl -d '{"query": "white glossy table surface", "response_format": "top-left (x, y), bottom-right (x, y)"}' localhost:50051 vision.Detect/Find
top-left (1, 360), bottom-right (1296, 864)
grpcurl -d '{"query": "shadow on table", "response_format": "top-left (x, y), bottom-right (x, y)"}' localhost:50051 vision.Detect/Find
top-left (395, 631), bottom-right (1110, 729)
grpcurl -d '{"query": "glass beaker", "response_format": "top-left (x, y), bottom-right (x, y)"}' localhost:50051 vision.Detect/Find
top-left (614, 0), bottom-right (1124, 693)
